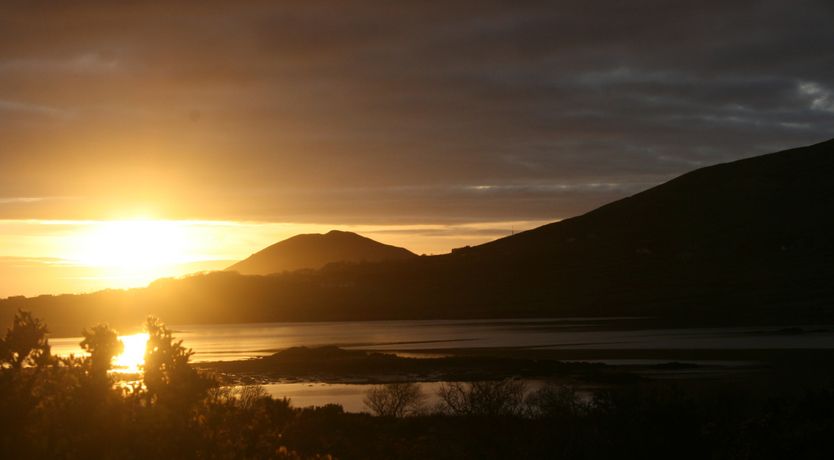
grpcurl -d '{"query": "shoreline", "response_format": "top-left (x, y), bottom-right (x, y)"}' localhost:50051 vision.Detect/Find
top-left (194, 345), bottom-right (834, 388)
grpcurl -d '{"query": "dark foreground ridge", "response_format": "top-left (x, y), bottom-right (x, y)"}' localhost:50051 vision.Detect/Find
top-left (2, 139), bottom-right (833, 334)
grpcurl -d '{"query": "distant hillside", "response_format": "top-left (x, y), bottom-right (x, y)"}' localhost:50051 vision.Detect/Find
top-left (226, 230), bottom-right (416, 275)
top-left (474, 138), bottom-right (834, 259)
top-left (3, 139), bottom-right (833, 335)
top-left (442, 137), bottom-right (834, 318)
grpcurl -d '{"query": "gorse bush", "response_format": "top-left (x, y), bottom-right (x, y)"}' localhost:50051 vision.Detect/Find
top-left (0, 310), bottom-right (323, 459)
top-left (80, 323), bottom-right (123, 379)
top-left (0, 310), bottom-right (50, 369)
top-left (143, 316), bottom-right (213, 409)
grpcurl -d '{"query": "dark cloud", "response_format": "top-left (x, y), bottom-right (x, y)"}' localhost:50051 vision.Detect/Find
top-left (0, 0), bottom-right (832, 224)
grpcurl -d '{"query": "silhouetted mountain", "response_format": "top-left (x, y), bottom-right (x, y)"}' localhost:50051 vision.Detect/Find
top-left (436, 137), bottom-right (834, 319)
top-left (226, 230), bottom-right (416, 275)
top-left (3, 139), bottom-right (833, 334)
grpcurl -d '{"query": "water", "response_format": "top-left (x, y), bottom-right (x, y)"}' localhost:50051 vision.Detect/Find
top-left (50, 317), bottom-right (834, 363)
top-left (256, 380), bottom-right (563, 413)
top-left (48, 318), bottom-right (834, 411)
top-left (256, 381), bottom-right (449, 413)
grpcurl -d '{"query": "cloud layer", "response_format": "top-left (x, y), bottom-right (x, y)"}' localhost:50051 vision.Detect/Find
top-left (1, 0), bottom-right (832, 224)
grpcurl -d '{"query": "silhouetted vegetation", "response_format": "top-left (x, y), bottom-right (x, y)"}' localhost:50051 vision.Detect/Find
top-left (2, 311), bottom-right (834, 459)
top-left (436, 380), bottom-right (527, 416)
top-left (1, 310), bottom-right (50, 369)
top-left (80, 323), bottom-right (123, 379)
top-left (363, 382), bottom-right (426, 417)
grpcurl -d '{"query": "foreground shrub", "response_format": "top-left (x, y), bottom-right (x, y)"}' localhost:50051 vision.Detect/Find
top-left (363, 382), bottom-right (426, 417)
top-left (436, 379), bottom-right (527, 416)
top-left (526, 383), bottom-right (589, 419)
top-left (2, 312), bottom-right (834, 459)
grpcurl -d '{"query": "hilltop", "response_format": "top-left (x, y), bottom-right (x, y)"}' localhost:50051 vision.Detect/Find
top-left (227, 230), bottom-right (416, 275)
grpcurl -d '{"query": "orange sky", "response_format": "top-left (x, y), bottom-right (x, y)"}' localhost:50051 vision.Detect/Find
top-left (0, 218), bottom-right (550, 297)
top-left (1, 1), bottom-right (831, 297)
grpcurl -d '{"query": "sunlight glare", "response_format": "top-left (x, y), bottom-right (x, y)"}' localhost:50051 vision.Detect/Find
top-left (113, 333), bottom-right (149, 373)
top-left (63, 219), bottom-right (199, 288)
top-left (72, 219), bottom-right (188, 269)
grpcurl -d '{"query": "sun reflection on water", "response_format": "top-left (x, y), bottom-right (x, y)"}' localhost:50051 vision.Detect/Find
top-left (113, 333), bottom-right (149, 373)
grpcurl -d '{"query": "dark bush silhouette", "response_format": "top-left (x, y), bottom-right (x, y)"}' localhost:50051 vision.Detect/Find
top-left (526, 383), bottom-right (589, 419)
top-left (80, 323), bottom-right (123, 378)
top-left (143, 315), bottom-right (213, 408)
top-left (363, 382), bottom-right (426, 417)
top-left (436, 379), bottom-right (527, 416)
top-left (0, 309), bottom-right (51, 369)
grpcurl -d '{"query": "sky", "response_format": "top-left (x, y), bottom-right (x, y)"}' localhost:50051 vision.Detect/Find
top-left (1, 1), bottom-right (833, 297)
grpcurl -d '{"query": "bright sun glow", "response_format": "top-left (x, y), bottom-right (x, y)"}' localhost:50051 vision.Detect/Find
top-left (61, 219), bottom-right (202, 289)
top-left (113, 333), bottom-right (149, 373)
top-left (72, 219), bottom-right (189, 269)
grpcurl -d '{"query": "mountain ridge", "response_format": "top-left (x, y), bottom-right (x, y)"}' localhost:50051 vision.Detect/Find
top-left (226, 230), bottom-right (416, 275)
top-left (2, 138), bottom-right (833, 335)
top-left (477, 139), bottom-right (834, 256)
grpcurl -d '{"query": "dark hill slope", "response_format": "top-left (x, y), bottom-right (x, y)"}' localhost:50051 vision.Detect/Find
top-left (227, 230), bottom-right (416, 275)
top-left (431, 138), bottom-right (834, 319)
top-left (266, 138), bottom-right (833, 322)
top-left (478, 138), bottom-right (833, 259)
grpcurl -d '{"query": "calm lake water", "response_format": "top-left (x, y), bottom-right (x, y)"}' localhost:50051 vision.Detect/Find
top-left (254, 380), bottom-right (572, 413)
top-left (52, 317), bottom-right (834, 363)
top-left (255, 381), bottom-right (449, 413)
top-left (50, 318), bottom-right (834, 411)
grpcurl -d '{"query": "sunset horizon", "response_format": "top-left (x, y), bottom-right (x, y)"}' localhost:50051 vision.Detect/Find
top-left (0, 217), bottom-right (558, 297)
top-left (2, 2), bottom-right (833, 459)
top-left (4, 2), bottom-right (832, 301)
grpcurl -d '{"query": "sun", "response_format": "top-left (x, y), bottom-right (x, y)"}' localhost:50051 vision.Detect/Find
top-left (64, 219), bottom-right (198, 287)
top-left (72, 219), bottom-right (189, 270)
top-left (113, 333), bottom-right (149, 373)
